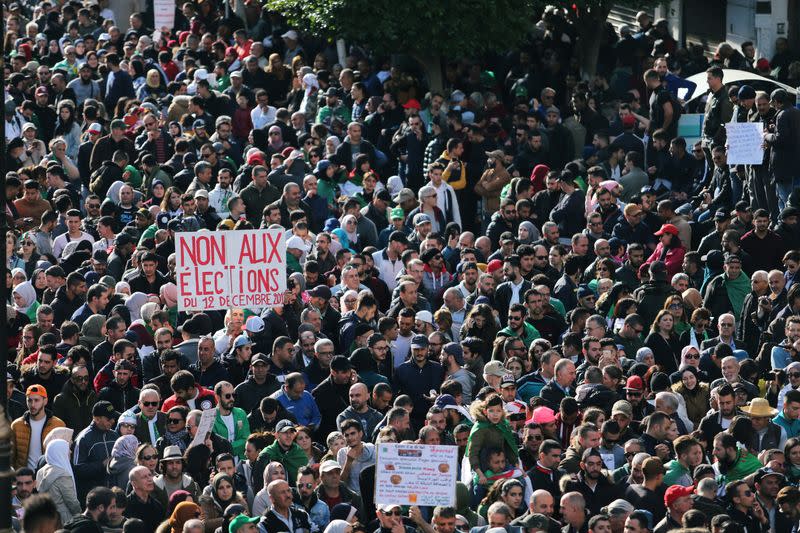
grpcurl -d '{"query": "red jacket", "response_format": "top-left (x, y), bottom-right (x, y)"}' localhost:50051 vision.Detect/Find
top-left (162, 385), bottom-right (217, 412)
top-left (644, 243), bottom-right (686, 278)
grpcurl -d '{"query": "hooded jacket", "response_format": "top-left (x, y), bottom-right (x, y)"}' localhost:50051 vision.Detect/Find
top-left (37, 463), bottom-right (81, 524)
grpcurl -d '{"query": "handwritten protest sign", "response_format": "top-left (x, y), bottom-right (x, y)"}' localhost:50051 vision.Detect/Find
top-left (175, 229), bottom-right (286, 311)
top-left (154, 0), bottom-right (175, 35)
top-left (375, 443), bottom-right (458, 507)
top-left (190, 407), bottom-right (218, 448)
top-left (726, 122), bottom-right (764, 165)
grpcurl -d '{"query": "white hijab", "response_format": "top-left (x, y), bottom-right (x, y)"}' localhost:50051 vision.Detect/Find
top-left (13, 281), bottom-right (37, 313)
top-left (43, 439), bottom-right (77, 493)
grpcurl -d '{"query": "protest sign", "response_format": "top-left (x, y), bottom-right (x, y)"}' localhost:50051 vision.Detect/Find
top-left (154, 0), bottom-right (175, 34)
top-left (175, 229), bottom-right (286, 311)
top-left (726, 122), bottom-right (764, 164)
top-left (190, 407), bottom-right (218, 448)
top-left (375, 443), bottom-right (458, 507)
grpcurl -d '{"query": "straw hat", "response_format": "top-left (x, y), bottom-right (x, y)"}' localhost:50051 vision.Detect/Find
top-left (740, 397), bottom-right (778, 418)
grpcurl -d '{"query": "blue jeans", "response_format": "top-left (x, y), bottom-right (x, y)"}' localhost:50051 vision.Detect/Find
top-left (776, 177), bottom-right (800, 211)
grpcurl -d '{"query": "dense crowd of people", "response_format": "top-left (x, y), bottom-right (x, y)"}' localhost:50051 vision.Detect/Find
top-left (6, 2), bottom-right (800, 533)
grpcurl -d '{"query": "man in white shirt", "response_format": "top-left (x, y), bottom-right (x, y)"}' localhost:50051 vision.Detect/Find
top-left (372, 232), bottom-right (408, 291)
top-left (52, 209), bottom-right (95, 258)
top-left (427, 162), bottom-right (461, 228)
top-left (11, 384), bottom-right (65, 470)
top-left (208, 168), bottom-right (238, 220)
top-left (251, 89), bottom-right (277, 130)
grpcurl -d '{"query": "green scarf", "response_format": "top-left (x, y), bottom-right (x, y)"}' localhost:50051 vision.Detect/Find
top-left (464, 418), bottom-right (517, 462)
top-left (723, 273), bottom-right (750, 318)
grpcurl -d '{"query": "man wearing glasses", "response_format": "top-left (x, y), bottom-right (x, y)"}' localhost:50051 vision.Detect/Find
top-left (624, 375), bottom-right (654, 421)
top-left (133, 389), bottom-right (166, 446)
top-left (212, 381), bottom-right (250, 460)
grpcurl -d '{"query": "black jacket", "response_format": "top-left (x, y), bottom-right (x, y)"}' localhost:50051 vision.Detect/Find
top-left (52, 380), bottom-right (96, 435)
top-left (311, 376), bottom-right (351, 439)
top-left (494, 279), bottom-right (532, 325)
top-left (234, 375), bottom-right (281, 414)
top-left (765, 106), bottom-right (800, 181)
top-left (98, 380), bottom-right (140, 413)
top-left (260, 506), bottom-right (313, 533)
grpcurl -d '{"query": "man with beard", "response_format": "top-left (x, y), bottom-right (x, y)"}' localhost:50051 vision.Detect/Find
top-left (295, 467), bottom-right (330, 531)
top-left (153, 445), bottom-right (200, 505)
top-left (725, 479), bottom-right (770, 533)
top-left (208, 168), bottom-right (238, 220)
top-left (394, 335), bottom-right (444, 429)
top-left (698, 384), bottom-right (739, 449)
top-left (713, 432), bottom-right (762, 483)
top-left (212, 381), bottom-right (251, 460)
top-left (625, 457), bottom-right (668, 523)
top-left (64, 487), bottom-right (116, 532)
top-left (234, 353), bottom-right (280, 415)
top-left (466, 272), bottom-right (496, 307)
top-left (663, 435), bottom-right (704, 487)
top-left (52, 365), bottom-right (96, 434)
top-left (336, 383), bottom-right (383, 438)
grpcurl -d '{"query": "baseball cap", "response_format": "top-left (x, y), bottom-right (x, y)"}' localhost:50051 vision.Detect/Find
top-left (486, 259), bottom-right (503, 274)
top-left (377, 503), bottom-right (402, 513)
top-left (611, 400), bottom-right (633, 419)
top-left (229, 514), bottom-right (260, 533)
top-left (483, 360), bottom-right (506, 377)
top-left (307, 285), bottom-right (332, 299)
top-left (275, 419), bottom-right (296, 433)
top-left (233, 334), bottom-right (252, 349)
top-left (35, 86), bottom-right (48, 96)
top-left (664, 485), bottom-right (694, 507)
top-left (434, 394), bottom-right (458, 410)
top-left (251, 353), bottom-right (269, 365)
top-left (755, 467), bottom-right (785, 484)
top-left (320, 459), bottom-right (343, 473)
top-left (194, 189), bottom-right (209, 199)
top-left (26, 384), bottom-right (47, 398)
top-left (714, 209), bottom-right (731, 221)
top-left (389, 207), bottom-right (405, 220)
top-left (393, 188), bottom-right (415, 204)
top-left (413, 213), bottom-right (432, 226)
top-left (515, 513), bottom-right (549, 531)
top-left (500, 374), bottom-right (517, 388)
top-left (625, 375), bottom-right (644, 391)
top-left (402, 98), bottom-right (421, 110)
top-left (92, 400), bottom-right (120, 420)
top-left (654, 223), bottom-right (679, 237)
top-left (411, 334), bottom-right (429, 349)
top-left (415, 310), bottom-right (433, 325)
top-left (281, 30), bottom-right (299, 40)
top-left (245, 315), bottom-right (265, 333)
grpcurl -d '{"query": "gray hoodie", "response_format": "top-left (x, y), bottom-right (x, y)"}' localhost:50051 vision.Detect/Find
top-left (448, 368), bottom-right (476, 404)
top-left (37, 465), bottom-right (81, 525)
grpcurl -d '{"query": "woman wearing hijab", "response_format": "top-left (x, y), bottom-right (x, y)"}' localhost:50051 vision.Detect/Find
top-left (108, 434), bottom-right (139, 488)
top-left (300, 73), bottom-right (320, 119)
top-left (138, 69), bottom-right (167, 100)
top-left (125, 292), bottom-right (149, 322)
top-left (36, 439), bottom-right (81, 524)
top-left (210, 472), bottom-right (248, 515)
top-left (671, 362), bottom-right (710, 426)
top-left (332, 215), bottom-right (359, 253)
top-left (324, 520), bottom-right (353, 533)
top-left (12, 281), bottom-right (40, 322)
top-left (251, 462), bottom-right (286, 515)
top-left (517, 221), bottom-right (540, 245)
top-left (166, 490), bottom-right (193, 516)
top-left (79, 314), bottom-right (107, 350)
top-left (265, 125), bottom-right (287, 157)
top-left (155, 501), bottom-right (202, 533)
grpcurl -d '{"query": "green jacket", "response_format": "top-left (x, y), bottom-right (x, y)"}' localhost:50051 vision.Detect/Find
top-left (499, 321), bottom-right (540, 348)
top-left (259, 441), bottom-right (308, 483)
top-left (663, 459), bottom-right (692, 486)
top-left (213, 407), bottom-right (250, 459)
top-left (317, 104), bottom-right (351, 126)
top-left (720, 448), bottom-right (762, 484)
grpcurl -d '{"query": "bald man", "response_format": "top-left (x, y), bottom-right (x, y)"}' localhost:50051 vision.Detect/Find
top-left (511, 489), bottom-right (563, 533)
top-left (336, 382), bottom-right (384, 437)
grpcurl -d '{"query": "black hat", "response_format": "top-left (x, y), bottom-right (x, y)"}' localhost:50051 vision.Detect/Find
top-left (307, 285), bottom-right (332, 300)
top-left (353, 323), bottom-right (373, 337)
top-left (714, 209), bottom-right (731, 221)
top-left (92, 400), bottom-right (120, 420)
top-left (114, 359), bottom-right (135, 371)
top-left (781, 206), bottom-right (800, 220)
top-left (330, 355), bottom-right (352, 372)
top-left (724, 252), bottom-right (742, 264)
top-left (251, 352), bottom-right (269, 365)
top-left (115, 233), bottom-right (134, 247)
top-left (92, 249), bottom-right (108, 263)
top-left (325, 87), bottom-right (339, 98)
top-left (376, 189), bottom-right (393, 203)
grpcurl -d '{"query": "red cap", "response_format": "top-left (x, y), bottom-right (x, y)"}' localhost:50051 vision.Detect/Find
top-left (225, 46), bottom-right (237, 56)
top-left (664, 485), bottom-right (694, 507)
top-left (26, 384), bottom-right (47, 398)
top-left (654, 223), bottom-right (679, 237)
top-left (281, 146), bottom-right (295, 158)
top-left (756, 58), bottom-right (770, 70)
top-left (35, 86), bottom-right (48, 96)
top-left (402, 98), bottom-right (421, 110)
top-left (486, 259), bottom-right (503, 274)
top-left (621, 114), bottom-right (636, 127)
top-left (625, 375), bottom-right (644, 391)
top-left (247, 152), bottom-right (265, 166)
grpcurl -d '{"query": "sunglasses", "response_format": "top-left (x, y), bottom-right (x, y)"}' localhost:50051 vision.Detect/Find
top-left (142, 401), bottom-right (159, 407)
top-left (383, 510), bottom-right (402, 516)
top-left (789, 372), bottom-right (800, 379)
top-left (685, 353), bottom-right (700, 360)
top-left (72, 376), bottom-right (89, 382)
top-left (120, 423), bottom-right (136, 429)
top-left (626, 391), bottom-right (642, 397)
top-left (298, 482), bottom-right (314, 489)
top-left (168, 418), bottom-right (184, 424)
top-left (141, 454), bottom-right (158, 461)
